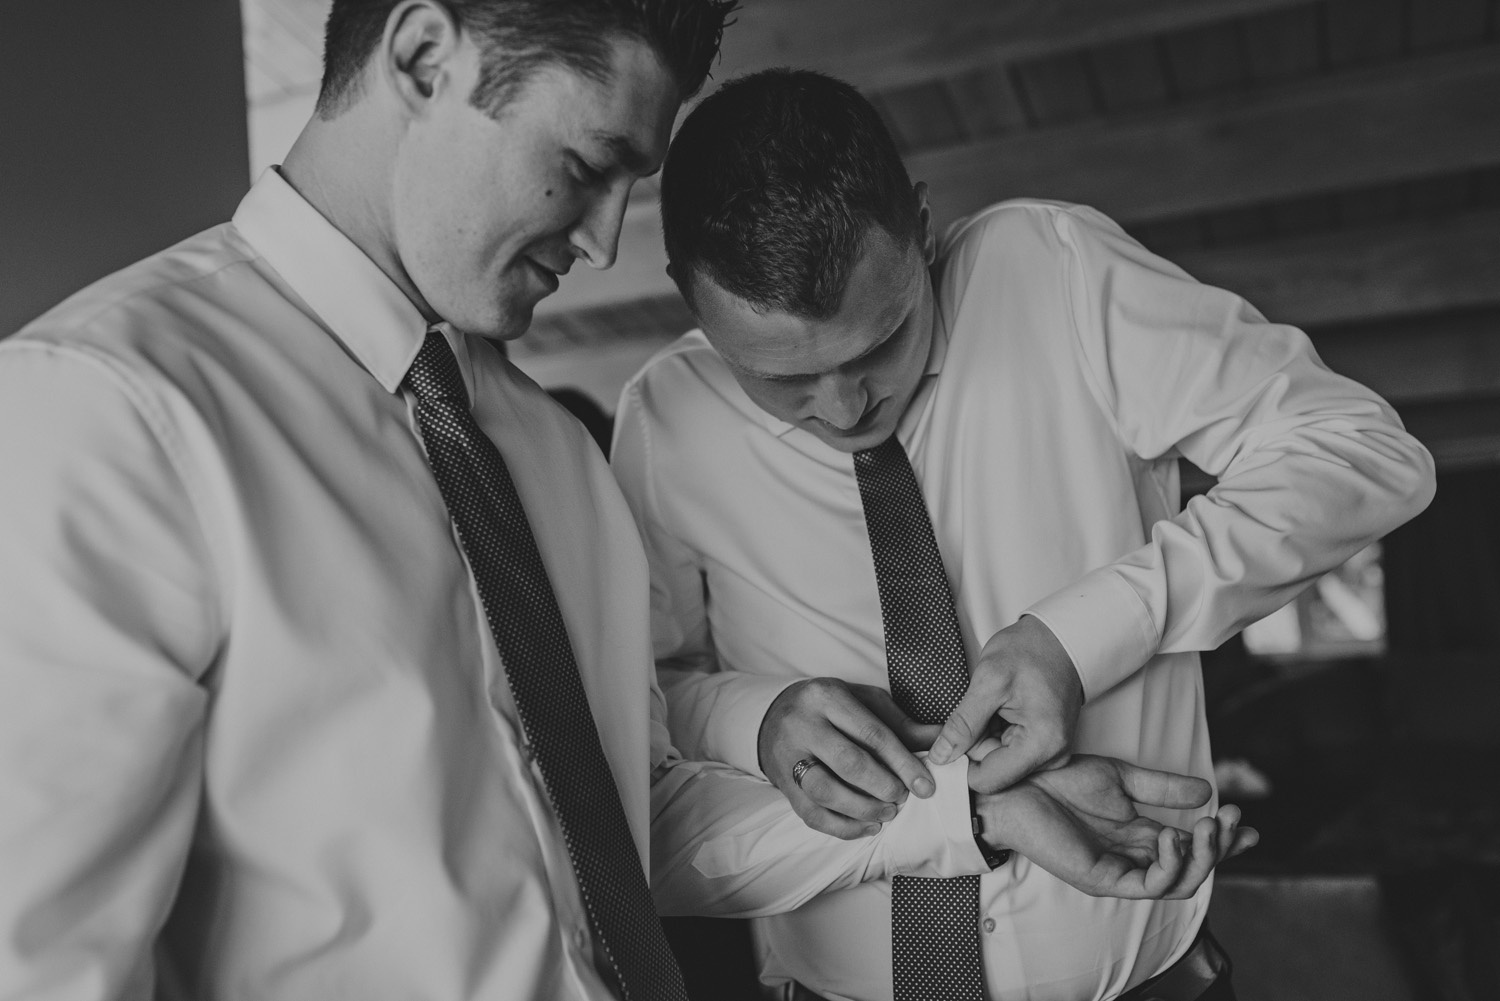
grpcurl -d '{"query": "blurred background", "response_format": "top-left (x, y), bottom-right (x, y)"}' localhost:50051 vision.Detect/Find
top-left (3, 1), bottom-right (1499, 998)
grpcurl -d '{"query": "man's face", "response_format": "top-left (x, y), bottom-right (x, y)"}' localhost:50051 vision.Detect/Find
top-left (690, 225), bottom-right (937, 453)
top-left (392, 35), bottom-right (678, 340)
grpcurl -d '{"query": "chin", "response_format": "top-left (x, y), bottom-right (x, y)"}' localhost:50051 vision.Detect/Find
top-left (468, 301), bottom-right (535, 342)
top-left (814, 425), bottom-right (894, 454)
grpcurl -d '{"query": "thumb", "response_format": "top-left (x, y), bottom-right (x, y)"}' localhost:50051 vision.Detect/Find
top-left (965, 736), bottom-right (1053, 793)
top-left (929, 685), bottom-right (1002, 765)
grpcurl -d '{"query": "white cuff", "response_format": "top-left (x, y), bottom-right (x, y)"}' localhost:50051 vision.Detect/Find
top-left (1024, 567), bottom-right (1159, 702)
top-left (699, 673), bottom-right (803, 780)
top-left (876, 755), bottom-right (989, 879)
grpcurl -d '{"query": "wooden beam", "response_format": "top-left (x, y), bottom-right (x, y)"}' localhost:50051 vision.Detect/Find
top-left (1308, 308), bottom-right (1500, 409)
top-left (912, 46), bottom-right (1500, 230)
top-left (1174, 208), bottom-right (1500, 329)
top-left (711, 0), bottom-right (1313, 96)
top-left (538, 49), bottom-right (1500, 316)
top-left (1395, 396), bottom-right (1500, 471)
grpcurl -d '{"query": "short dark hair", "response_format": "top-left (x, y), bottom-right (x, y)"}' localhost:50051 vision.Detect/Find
top-left (317, 0), bottom-right (737, 118)
top-left (661, 68), bottom-right (920, 320)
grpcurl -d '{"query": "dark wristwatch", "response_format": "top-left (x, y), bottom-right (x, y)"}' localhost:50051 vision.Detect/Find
top-left (969, 788), bottom-right (1012, 870)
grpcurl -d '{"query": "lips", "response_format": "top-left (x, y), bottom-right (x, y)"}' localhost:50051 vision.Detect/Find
top-left (524, 258), bottom-right (561, 294)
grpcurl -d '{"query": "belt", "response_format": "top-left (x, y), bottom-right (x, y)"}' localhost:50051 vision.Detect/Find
top-left (1115, 927), bottom-right (1232, 1001)
top-left (787, 927), bottom-right (1231, 1001)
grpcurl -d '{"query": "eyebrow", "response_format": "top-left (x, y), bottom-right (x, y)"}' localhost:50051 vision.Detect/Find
top-left (739, 310), bottom-right (908, 383)
top-left (588, 131), bottom-right (660, 176)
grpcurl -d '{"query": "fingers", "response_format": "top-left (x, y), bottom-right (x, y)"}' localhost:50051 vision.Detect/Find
top-left (788, 782), bottom-right (883, 841)
top-left (760, 678), bottom-right (929, 826)
top-left (838, 688), bottom-right (937, 798)
top-left (1225, 826), bottom-right (1260, 859)
top-left (1163, 815), bottom-right (1220, 899)
top-left (1213, 804), bottom-right (1259, 862)
top-left (928, 681), bottom-right (1000, 767)
top-left (1114, 760), bottom-right (1213, 810)
top-left (799, 759), bottom-right (901, 825)
top-left (964, 727), bottom-right (1070, 794)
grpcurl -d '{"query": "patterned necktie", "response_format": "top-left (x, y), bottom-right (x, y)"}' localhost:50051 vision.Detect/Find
top-left (854, 435), bottom-right (986, 1001)
top-left (405, 331), bottom-right (688, 1001)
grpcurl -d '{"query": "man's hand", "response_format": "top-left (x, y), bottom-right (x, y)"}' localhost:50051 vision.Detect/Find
top-left (930, 614), bottom-right (1083, 793)
top-left (758, 677), bottom-right (941, 840)
top-left (976, 754), bottom-right (1258, 899)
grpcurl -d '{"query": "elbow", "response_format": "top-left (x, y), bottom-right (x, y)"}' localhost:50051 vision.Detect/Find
top-left (1379, 433), bottom-right (1437, 532)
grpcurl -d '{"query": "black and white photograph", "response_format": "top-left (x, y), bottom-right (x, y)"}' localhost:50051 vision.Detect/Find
top-left (1, 2), bottom-right (1497, 999)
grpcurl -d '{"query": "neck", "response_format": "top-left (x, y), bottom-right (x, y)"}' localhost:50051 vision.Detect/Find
top-left (279, 104), bottom-right (438, 323)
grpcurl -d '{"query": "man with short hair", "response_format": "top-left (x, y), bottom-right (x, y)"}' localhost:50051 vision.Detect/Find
top-left (613, 69), bottom-right (1435, 1000)
top-left (0, 6), bottom-right (1251, 997)
top-left (0, 3), bottom-right (740, 998)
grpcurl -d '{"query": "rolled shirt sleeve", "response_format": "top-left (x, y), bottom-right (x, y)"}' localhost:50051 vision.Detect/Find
top-left (1025, 206), bottom-right (1435, 700)
top-left (0, 343), bottom-right (219, 998)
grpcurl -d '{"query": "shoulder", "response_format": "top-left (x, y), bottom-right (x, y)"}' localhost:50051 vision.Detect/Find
top-left (937, 199), bottom-right (1129, 278)
top-left (9, 223), bottom-right (260, 354)
top-left (1, 224), bottom-right (264, 444)
top-left (616, 329), bottom-right (755, 436)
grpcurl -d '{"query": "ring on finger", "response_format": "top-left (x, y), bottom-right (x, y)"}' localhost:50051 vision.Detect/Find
top-left (791, 757), bottom-right (820, 788)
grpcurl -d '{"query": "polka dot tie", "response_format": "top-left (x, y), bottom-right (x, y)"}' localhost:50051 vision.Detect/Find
top-left (405, 332), bottom-right (688, 1001)
top-left (854, 436), bottom-right (986, 1001)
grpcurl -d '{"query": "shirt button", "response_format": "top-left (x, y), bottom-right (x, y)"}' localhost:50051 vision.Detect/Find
top-left (520, 741), bottom-right (535, 764)
top-left (982, 917), bottom-right (997, 934)
top-left (574, 926), bottom-right (589, 951)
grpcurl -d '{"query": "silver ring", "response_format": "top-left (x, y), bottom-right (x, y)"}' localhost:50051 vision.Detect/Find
top-left (791, 757), bottom-right (819, 788)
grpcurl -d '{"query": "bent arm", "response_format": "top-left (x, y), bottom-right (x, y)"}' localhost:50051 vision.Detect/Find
top-left (1026, 206), bottom-right (1435, 701)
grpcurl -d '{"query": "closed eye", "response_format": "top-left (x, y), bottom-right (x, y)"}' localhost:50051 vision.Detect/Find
top-left (568, 152), bottom-right (607, 186)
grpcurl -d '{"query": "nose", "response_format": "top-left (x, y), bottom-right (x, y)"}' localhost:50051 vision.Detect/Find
top-left (813, 376), bottom-right (869, 431)
top-left (569, 182), bottom-right (633, 271)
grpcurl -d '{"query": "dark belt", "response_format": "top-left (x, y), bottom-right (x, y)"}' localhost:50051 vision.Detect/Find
top-left (1115, 927), bottom-right (1233, 1001)
top-left (787, 926), bottom-right (1232, 1001)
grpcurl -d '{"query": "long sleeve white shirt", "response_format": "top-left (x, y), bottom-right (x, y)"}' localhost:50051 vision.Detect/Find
top-left (0, 169), bottom-right (982, 1001)
top-left (611, 200), bottom-right (1435, 1001)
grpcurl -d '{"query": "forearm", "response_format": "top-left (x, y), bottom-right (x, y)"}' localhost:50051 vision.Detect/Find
top-left (648, 752), bottom-right (984, 918)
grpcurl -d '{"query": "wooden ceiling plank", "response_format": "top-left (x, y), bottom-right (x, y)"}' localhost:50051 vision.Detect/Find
top-left (1478, 166), bottom-right (1500, 206)
top-left (1242, 3), bottom-right (1323, 81)
top-left (1324, 0), bottom-right (1405, 66)
top-left (1011, 53), bottom-right (1099, 126)
top-left (1336, 185), bottom-right (1408, 228)
top-left (538, 48), bottom-right (1500, 316)
top-left (1407, 174), bottom-right (1479, 216)
top-left (910, 47), bottom-right (1500, 231)
top-left (874, 81), bottom-right (970, 153)
top-left (945, 67), bottom-right (1029, 139)
top-left (1205, 205), bottom-right (1275, 246)
top-left (1311, 308), bottom-right (1500, 406)
top-left (1267, 193), bottom-right (1338, 240)
top-left (1174, 207), bottom-right (1500, 328)
top-left (1088, 36), bottom-right (1172, 113)
top-left (709, 0), bottom-right (1316, 96)
top-left (1161, 19), bottom-right (1252, 97)
top-left (1409, 0), bottom-right (1492, 51)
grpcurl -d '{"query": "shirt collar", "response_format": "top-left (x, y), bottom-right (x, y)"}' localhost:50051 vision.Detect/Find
top-left (232, 167), bottom-right (432, 394)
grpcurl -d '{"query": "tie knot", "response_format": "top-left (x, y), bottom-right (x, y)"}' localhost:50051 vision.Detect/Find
top-left (405, 330), bottom-right (469, 406)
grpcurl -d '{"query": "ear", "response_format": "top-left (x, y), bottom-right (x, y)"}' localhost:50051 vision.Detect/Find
top-left (380, 0), bottom-right (463, 114)
top-left (913, 181), bottom-right (937, 266)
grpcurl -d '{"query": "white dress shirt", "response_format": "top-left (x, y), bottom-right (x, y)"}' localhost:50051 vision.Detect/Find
top-left (0, 170), bottom-right (967, 1000)
top-left (612, 200), bottom-right (1435, 1001)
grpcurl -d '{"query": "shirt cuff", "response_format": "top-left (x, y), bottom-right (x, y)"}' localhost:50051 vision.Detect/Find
top-left (701, 673), bottom-right (803, 780)
top-left (1023, 567), bottom-right (1160, 702)
top-left (876, 755), bottom-right (989, 879)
